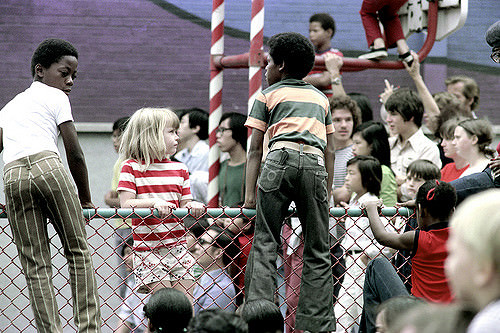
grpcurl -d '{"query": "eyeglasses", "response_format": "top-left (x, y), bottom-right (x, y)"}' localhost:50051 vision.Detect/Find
top-left (198, 238), bottom-right (215, 247)
top-left (491, 47), bottom-right (500, 63)
top-left (216, 127), bottom-right (232, 134)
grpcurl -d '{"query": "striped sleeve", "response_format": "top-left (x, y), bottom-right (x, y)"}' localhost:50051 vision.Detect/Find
top-left (245, 93), bottom-right (268, 132)
top-left (117, 160), bottom-right (137, 194)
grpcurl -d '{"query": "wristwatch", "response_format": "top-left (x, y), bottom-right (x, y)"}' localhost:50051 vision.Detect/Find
top-left (330, 75), bottom-right (342, 85)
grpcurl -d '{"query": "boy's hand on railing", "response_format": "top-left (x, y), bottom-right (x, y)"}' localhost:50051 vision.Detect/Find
top-left (154, 199), bottom-right (176, 218)
top-left (185, 201), bottom-right (206, 218)
top-left (81, 201), bottom-right (95, 209)
top-left (242, 198), bottom-right (256, 210)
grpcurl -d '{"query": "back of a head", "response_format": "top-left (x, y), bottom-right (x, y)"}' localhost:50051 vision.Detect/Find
top-left (188, 309), bottom-right (248, 333)
top-left (348, 92), bottom-right (374, 123)
top-left (377, 295), bottom-right (425, 331)
top-left (144, 287), bottom-right (193, 333)
top-left (354, 121), bottom-right (390, 167)
top-left (416, 180), bottom-right (457, 221)
top-left (385, 88), bottom-right (424, 128)
top-left (407, 159), bottom-right (441, 181)
top-left (240, 299), bottom-right (284, 333)
top-left (31, 38), bottom-right (78, 77)
top-left (450, 189), bottom-right (500, 277)
top-left (389, 303), bottom-right (475, 333)
top-left (309, 13), bottom-right (336, 38)
top-left (113, 116), bottom-right (130, 133)
top-left (486, 20), bottom-right (500, 48)
top-left (268, 32), bottom-right (315, 80)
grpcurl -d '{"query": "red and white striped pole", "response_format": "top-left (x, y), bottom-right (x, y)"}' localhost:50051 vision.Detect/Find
top-left (248, 0), bottom-right (265, 119)
top-left (208, 0), bottom-right (225, 208)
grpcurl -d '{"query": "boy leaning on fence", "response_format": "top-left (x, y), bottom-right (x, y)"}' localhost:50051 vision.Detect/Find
top-left (0, 38), bottom-right (101, 332)
top-left (243, 32), bottom-right (336, 333)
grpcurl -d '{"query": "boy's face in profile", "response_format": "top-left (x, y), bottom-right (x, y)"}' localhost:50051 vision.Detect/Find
top-left (265, 55), bottom-right (281, 86)
top-left (405, 173), bottom-right (425, 199)
top-left (309, 21), bottom-right (331, 50)
top-left (36, 55), bottom-right (78, 96)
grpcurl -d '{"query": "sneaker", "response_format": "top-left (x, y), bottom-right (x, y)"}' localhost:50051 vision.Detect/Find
top-left (399, 51), bottom-right (414, 67)
top-left (358, 47), bottom-right (388, 60)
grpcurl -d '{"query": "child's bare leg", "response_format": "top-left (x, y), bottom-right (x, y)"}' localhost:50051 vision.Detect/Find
top-left (172, 279), bottom-right (195, 303)
top-left (396, 39), bottom-right (413, 65)
top-left (396, 39), bottom-right (410, 55)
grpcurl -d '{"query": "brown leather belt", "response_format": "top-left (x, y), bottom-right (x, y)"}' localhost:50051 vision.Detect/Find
top-left (270, 141), bottom-right (324, 157)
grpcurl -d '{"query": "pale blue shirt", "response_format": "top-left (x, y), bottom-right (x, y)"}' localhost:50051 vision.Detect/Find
top-left (175, 140), bottom-right (209, 174)
top-left (193, 268), bottom-right (237, 315)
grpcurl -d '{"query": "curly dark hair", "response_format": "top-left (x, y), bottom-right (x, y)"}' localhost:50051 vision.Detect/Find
top-left (416, 180), bottom-right (456, 221)
top-left (329, 95), bottom-right (362, 133)
top-left (268, 32), bottom-right (315, 79)
top-left (31, 38), bottom-right (78, 78)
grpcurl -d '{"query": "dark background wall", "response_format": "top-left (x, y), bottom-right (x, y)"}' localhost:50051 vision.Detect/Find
top-left (0, 0), bottom-right (499, 124)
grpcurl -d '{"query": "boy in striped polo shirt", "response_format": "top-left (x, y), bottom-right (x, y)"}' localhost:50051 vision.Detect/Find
top-left (243, 32), bottom-right (336, 333)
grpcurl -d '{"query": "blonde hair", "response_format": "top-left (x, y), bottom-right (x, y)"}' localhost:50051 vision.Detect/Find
top-left (119, 107), bottom-right (179, 170)
top-left (450, 189), bottom-right (500, 276)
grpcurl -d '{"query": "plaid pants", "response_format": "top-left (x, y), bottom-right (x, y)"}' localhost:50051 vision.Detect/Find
top-left (3, 151), bottom-right (101, 332)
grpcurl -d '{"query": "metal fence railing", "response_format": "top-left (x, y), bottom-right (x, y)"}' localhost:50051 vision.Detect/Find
top-left (0, 207), bottom-right (413, 332)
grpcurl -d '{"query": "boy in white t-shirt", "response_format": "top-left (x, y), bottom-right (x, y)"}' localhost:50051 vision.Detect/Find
top-left (0, 38), bottom-right (101, 332)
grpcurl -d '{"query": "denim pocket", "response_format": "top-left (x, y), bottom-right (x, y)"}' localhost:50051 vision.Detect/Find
top-left (314, 170), bottom-right (328, 202)
top-left (258, 161), bottom-right (285, 193)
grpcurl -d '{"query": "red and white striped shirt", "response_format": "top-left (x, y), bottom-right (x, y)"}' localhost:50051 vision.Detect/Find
top-left (118, 158), bottom-right (192, 251)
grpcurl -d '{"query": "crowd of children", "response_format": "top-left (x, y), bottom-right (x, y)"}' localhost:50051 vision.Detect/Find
top-left (1, 12), bottom-right (499, 333)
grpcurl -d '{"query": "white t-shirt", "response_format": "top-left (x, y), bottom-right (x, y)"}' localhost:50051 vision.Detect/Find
top-left (0, 81), bottom-right (73, 164)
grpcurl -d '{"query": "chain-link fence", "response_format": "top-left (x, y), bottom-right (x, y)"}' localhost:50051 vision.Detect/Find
top-left (0, 206), bottom-right (413, 332)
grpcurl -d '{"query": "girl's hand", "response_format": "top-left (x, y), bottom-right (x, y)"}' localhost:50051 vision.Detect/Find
top-left (185, 201), bottom-right (206, 218)
top-left (361, 199), bottom-right (383, 211)
top-left (154, 199), bottom-right (176, 218)
top-left (397, 199), bottom-right (416, 208)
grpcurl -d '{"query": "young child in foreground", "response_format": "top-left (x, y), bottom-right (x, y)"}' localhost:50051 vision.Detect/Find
top-left (358, 180), bottom-right (456, 332)
top-left (243, 32), bottom-right (336, 333)
top-left (335, 155), bottom-right (393, 333)
top-left (118, 107), bottom-right (205, 299)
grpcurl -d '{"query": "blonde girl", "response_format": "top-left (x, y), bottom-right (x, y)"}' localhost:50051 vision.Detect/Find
top-left (118, 107), bottom-right (204, 299)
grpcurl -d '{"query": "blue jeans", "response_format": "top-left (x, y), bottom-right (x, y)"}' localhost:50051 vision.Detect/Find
top-left (245, 148), bottom-right (336, 332)
top-left (451, 168), bottom-right (497, 205)
top-left (358, 258), bottom-right (409, 333)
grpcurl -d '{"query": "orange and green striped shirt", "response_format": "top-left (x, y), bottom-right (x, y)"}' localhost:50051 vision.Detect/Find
top-left (245, 78), bottom-right (334, 151)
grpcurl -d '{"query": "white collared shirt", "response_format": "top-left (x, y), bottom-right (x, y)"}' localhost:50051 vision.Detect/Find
top-left (389, 129), bottom-right (442, 178)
